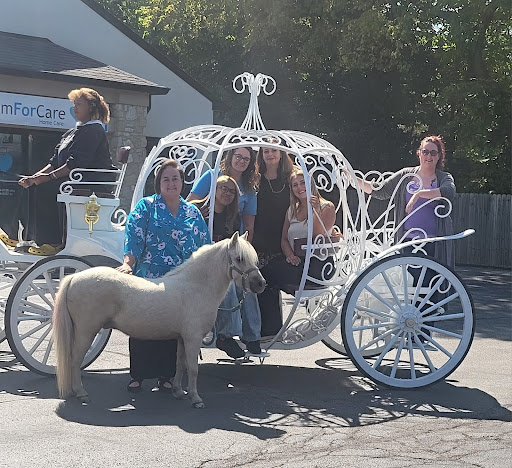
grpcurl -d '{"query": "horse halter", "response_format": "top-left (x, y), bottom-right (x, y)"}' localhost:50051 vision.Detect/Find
top-left (227, 253), bottom-right (260, 292)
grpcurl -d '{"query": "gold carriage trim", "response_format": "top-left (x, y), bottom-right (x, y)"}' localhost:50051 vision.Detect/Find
top-left (84, 193), bottom-right (101, 234)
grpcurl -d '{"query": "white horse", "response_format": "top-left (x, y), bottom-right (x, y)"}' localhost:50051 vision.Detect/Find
top-left (53, 232), bottom-right (265, 408)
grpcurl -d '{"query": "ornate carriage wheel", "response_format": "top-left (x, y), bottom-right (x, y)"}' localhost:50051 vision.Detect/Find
top-left (5, 256), bottom-right (111, 376)
top-left (322, 312), bottom-right (386, 358)
top-left (342, 253), bottom-right (474, 388)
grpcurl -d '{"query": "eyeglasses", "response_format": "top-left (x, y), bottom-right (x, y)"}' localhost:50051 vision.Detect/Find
top-left (421, 149), bottom-right (440, 157)
top-left (219, 185), bottom-right (237, 195)
top-left (234, 153), bottom-right (251, 163)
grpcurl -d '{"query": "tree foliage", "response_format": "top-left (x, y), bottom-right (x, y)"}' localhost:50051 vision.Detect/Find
top-left (95, 0), bottom-right (511, 193)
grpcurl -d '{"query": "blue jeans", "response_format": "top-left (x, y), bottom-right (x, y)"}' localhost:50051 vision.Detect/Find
top-left (216, 282), bottom-right (261, 342)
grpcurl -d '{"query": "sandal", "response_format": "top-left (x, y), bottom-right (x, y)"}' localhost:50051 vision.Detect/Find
top-left (157, 378), bottom-right (173, 393)
top-left (127, 378), bottom-right (142, 393)
top-left (0, 228), bottom-right (17, 247)
top-left (28, 244), bottom-right (58, 256)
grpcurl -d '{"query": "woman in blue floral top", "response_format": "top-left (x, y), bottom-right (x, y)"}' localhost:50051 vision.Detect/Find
top-left (117, 159), bottom-right (210, 393)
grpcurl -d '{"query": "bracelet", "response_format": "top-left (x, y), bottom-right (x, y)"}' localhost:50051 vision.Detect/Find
top-left (50, 172), bottom-right (57, 180)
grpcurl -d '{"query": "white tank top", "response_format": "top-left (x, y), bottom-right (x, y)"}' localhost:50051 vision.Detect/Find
top-left (286, 201), bottom-right (331, 248)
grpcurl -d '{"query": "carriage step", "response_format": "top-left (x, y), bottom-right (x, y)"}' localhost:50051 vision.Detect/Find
top-left (216, 351), bottom-right (269, 365)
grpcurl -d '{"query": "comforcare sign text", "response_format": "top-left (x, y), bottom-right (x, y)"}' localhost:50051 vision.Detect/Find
top-left (0, 92), bottom-right (76, 129)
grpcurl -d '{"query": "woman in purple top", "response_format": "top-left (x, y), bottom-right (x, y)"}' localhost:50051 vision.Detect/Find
top-left (353, 135), bottom-right (456, 344)
top-left (354, 135), bottom-right (456, 267)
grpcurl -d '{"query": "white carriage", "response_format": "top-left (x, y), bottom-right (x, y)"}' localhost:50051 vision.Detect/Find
top-left (0, 73), bottom-right (475, 389)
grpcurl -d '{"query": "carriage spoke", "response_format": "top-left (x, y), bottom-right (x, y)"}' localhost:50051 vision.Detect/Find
top-left (423, 325), bottom-right (462, 339)
top-left (19, 298), bottom-right (52, 314)
top-left (401, 265), bottom-right (409, 306)
top-left (42, 336), bottom-right (54, 364)
top-left (417, 330), bottom-right (452, 357)
top-left (17, 312), bottom-right (51, 321)
top-left (417, 275), bottom-right (445, 310)
top-left (381, 271), bottom-right (404, 311)
top-left (27, 282), bottom-right (54, 309)
top-left (412, 332), bottom-right (437, 372)
top-left (411, 266), bottom-right (427, 306)
top-left (42, 271), bottom-right (57, 300)
top-left (20, 319), bottom-right (50, 340)
top-left (359, 325), bottom-right (399, 352)
top-left (371, 331), bottom-right (402, 368)
top-left (355, 304), bottom-right (395, 320)
top-left (390, 333), bottom-right (406, 378)
top-left (363, 285), bottom-right (398, 314)
top-left (352, 321), bottom-right (394, 331)
top-left (407, 334), bottom-right (416, 379)
top-left (28, 323), bottom-right (52, 355)
top-left (420, 291), bottom-right (459, 316)
top-left (431, 313), bottom-right (465, 322)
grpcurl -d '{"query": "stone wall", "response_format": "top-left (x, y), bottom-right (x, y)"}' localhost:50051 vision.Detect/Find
top-left (107, 103), bottom-right (147, 211)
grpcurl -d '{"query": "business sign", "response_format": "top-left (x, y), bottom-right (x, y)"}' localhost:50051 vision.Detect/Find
top-left (0, 92), bottom-right (77, 130)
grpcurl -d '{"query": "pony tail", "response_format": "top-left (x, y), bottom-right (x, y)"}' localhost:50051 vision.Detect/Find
top-left (53, 275), bottom-right (75, 398)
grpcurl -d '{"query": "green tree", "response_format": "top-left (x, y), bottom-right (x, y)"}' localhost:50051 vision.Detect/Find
top-left (94, 0), bottom-right (511, 193)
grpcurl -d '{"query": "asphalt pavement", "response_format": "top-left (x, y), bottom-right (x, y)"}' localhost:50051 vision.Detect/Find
top-left (0, 265), bottom-right (510, 468)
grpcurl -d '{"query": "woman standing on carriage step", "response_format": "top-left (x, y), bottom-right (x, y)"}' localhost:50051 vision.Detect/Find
top-left (351, 135), bottom-right (456, 343)
top-left (259, 168), bottom-right (336, 337)
top-left (17, 87), bottom-right (115, 253)
top-left (116, 159), bottom-right (211, 393)
top-left (252, 139), bottom-right (295, 268)
top-left (187, 147), bottom-right (259, 241)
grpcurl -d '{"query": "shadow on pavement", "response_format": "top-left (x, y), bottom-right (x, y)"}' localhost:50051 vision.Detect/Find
top-left (1, 353), bottom-right (510, 438)
top-left (457, 266), bottom-right (511, 341)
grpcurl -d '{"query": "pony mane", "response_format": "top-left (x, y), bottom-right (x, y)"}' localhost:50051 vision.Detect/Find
top-left (161, 235), bottom-right (257, 279)
top-left (235, 236), bottom-right (258, 265)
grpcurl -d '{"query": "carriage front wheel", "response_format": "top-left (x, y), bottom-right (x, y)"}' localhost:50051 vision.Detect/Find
top-left (5, 256), bottom-right (112, 376)
top-left (342, 253), bottom-right (475, 388)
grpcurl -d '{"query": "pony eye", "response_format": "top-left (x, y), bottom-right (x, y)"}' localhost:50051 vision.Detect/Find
top-left (236, 256), bottom-right (242, 263)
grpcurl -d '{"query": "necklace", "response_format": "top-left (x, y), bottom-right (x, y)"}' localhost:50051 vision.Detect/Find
top-left (266, 176), bottom-right (286, 194)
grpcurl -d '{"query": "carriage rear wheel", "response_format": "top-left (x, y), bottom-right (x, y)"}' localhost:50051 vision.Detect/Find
top-left (342, 254), bottom-right (474, 388)
top-left (5, 256), bottom-right (111, 376)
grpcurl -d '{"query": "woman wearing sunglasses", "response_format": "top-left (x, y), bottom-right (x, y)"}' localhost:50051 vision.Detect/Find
top-left (188, 147), bottom-right (259, 242)
top-left (352, 135), bottom-right (456, 346)
top-left (353, 135), bottom-right (456, 265)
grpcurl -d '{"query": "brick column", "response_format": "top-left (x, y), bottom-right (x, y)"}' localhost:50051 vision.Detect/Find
top-left (107, 103), bottom-right (147, 211)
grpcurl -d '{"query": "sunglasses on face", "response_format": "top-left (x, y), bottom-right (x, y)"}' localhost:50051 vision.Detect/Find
top-left (219, 185), bottom-right (237, 195)
top-left (421, 149), bottom-right (440, 157)
top-left (234, 153), bottom-right (251, 163)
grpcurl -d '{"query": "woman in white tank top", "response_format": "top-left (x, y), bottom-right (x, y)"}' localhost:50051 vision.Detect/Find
top-left (258, 168), bottom-right (336, 337)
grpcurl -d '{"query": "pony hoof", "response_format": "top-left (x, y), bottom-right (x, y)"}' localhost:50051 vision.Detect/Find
top-left (173, 390), bottom-right (187, 400)
top-left (78, 396), bottom-right (90, 405)
top-left (192, 401), bottom-right (205, 409)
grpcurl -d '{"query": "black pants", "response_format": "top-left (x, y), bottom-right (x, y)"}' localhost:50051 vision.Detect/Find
top-left (259, 256), bottom-right (334, 336)
top-left (402, 243), bottom-right (441, 331)
top-left (129, 338), bottom-right (177, 381)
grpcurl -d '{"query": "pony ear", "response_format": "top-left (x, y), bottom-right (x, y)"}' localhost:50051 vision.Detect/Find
top-left (240, 231), bottom-right (249, 241)
top-left (229, 231), bottom-right (240, 247)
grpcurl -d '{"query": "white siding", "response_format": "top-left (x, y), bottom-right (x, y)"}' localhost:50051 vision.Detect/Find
top-left (0, 0), bottom-right (213, 138)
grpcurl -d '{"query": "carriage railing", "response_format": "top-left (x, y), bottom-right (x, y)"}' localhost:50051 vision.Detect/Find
top-left (345, 170), bottom-right (454, 260)
top-left (59, 167), bottom-right (125, 199)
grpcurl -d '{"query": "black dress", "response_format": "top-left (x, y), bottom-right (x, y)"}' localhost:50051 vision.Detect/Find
top-left (252, 177), bottom-right (290, 266)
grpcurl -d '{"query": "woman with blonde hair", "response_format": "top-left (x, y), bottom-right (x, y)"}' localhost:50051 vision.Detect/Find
top-left (190, 175), bottom-right (240, 241)
top-left (187, 147), bottom-right (258, 241)
top-left (258, 168), bottom-right (336, 336)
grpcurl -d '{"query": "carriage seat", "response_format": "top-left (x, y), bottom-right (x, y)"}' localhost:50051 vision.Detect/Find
top-left (66, 146), bottom-right (131, 199)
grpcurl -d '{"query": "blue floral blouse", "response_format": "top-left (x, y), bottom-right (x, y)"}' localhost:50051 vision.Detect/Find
top-left (124, 194), bottom-right (211, 278)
